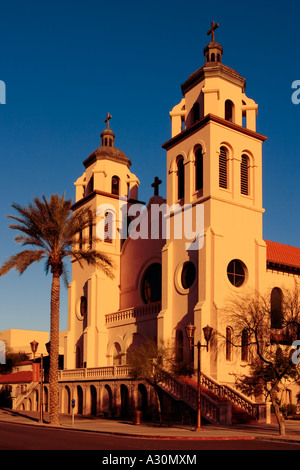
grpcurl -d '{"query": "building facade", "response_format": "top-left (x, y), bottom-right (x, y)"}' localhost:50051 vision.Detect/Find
top-left (11, 26), bottom-right (300, 421)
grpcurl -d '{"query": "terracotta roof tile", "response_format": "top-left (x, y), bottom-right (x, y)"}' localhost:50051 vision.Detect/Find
top-left (0, 371), bottom-right (33, 384)
top-left (265, 240), bottom-right (300, 270)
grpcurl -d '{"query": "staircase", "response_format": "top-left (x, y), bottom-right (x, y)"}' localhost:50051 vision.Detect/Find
top-left (12, 381), bottom-right (40, 410)
top-left (159, 373), bottom-right (266, 425)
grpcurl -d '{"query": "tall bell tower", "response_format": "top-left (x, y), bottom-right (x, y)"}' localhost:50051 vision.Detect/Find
top-left (161, 23), bottom-right (268, 381)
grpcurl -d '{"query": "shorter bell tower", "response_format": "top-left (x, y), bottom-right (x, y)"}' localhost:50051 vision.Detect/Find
top-left (64, 115), bottom-right (140, 369)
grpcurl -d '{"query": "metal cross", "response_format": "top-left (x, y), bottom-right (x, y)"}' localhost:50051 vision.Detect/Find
top-left (207, 21), bottom-right (219, 42)
top-left (104, 113), bottom-right (112, 129)
top-left (151, 176), bottom-right (162, 196)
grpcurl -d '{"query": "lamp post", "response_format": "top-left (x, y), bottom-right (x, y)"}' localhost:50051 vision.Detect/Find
top-left (30, 340), bottom-right (44, 423)
top-left (185, 323), bottom-right (213, 431)
top-left (30, 340), bottom-right (39, 362)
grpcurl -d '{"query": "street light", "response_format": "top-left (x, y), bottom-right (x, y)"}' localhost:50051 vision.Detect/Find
top-left (185, 323), bottom-right (213, 431)
top-left (30, 340), bottom-right (43, 424)
top-left (30, 340), bottom-right (39, 361)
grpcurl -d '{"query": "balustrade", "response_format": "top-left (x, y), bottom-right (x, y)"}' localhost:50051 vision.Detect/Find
top-left (105, 302), bottom-right (161, 325)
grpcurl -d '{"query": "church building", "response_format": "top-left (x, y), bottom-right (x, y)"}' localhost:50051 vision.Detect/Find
top-left (14, 23), bottom-right (300, 422)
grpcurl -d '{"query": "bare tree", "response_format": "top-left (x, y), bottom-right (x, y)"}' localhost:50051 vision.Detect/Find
top-left (127, 339), bottom-right (175, 425)
top-left (221, 285), bottom-right (300, 436)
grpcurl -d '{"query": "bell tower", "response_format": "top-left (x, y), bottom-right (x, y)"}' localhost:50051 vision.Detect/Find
top-left (64, 115), bottom-right (140, 369)
top-left (161, 23), bottom-right (268, 380)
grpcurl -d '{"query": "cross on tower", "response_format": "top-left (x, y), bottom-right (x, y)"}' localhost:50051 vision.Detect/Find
top-left (104, 113), bottom-right (112, 129)
top-left (151, 176), bottom-right (162, 196)
top-left (207, 21), bottom-right (219, 42)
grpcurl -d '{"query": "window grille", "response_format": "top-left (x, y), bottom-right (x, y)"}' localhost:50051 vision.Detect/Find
top-left (241, 155), bottom-right (249, 195)
top-left (219, 147), bottom-right (228, 189)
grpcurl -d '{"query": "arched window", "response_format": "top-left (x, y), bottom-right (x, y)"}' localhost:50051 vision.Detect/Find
top-left (113, 342), bottom-right (122, 366)
top-left (241, 329), bottom-right (249, 361)
top-left (78, 230), bottom-right (83, 250)
top-left (241, 155), bottom-right (249, 195)
top-left (192, 102), bottom-right (200, 123)
top-left (87, 175), bottom-right (94, 195)
top-left (111, 175), bottom-right (120, 195)
top-left (225, 100), bottom-right (234, 122)
top-left (195, 145), bottom-right (203, 191)
top-left (219, 146), bottom-right (228, 189)
top-left (175, 330), bottom-right (184, 363)
top-left (89, 224), bottom-right (93, 249)
top-left (177, 156), bottom-right (185, 200)
top-left (226, 327), bottom-right (232, 361)
top-left (104, 211), bottom-right (113, 243)
top-left (141, 263), bottom-right (162, 304)
top-left (271, 288), bottom-right (283, 329)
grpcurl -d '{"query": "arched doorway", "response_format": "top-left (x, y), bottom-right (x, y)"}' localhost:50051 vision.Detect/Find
top-left (102, 384), bottom-right (112, 416)
top-left (90, 385), bottom-right (97, 415)
top-left (35, 390), bottom-right (39, 411)
top-left (138, 384), bottom-right (148, 418)
top-left (64, 386), bottom-right (71, 414)
top-left (77, 385), bottom-right (83, 414)
top-left (43, 386), bottom-right (49, 412)
top-left (113, 342), bottom-right (122, 365)
top-left (120, 384), bottom-right (129, 418)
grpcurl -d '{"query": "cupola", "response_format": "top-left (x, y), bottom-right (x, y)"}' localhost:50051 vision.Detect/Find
top-left (203, 21), bottom-right (223, 65)
top-left (100, 113), bottom-right (115, 147)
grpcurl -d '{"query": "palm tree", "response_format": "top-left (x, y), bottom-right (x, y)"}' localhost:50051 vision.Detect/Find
top-left (0, 194), bottom-right (114, 425)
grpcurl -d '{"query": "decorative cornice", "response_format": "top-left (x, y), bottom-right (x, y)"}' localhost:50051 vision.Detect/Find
top-left (162, 113), bottom-right (267, 150)
top-left (181, 63), bottom-right (246, 95)
top-left (83, 147), bottom-right (131, 169)
top-left (71, 190), bottom-right (145, 211)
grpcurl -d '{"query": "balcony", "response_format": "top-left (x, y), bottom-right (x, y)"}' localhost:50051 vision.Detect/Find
top-left (58, 365), bottom-right (131, 382)
top-left (105, 302), bottom-right (161, 326)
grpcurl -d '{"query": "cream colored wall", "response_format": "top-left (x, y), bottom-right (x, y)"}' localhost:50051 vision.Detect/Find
top-left (164, 56), bottom-right (271, 383)
top-left (75, 156), bottom-right (140, 204)
top-left (65, 146), bottom-right (141, 369)
top-left (182, 72), bottom-right (257, 131)
top-left (0, 329), bottom-right (50, 358)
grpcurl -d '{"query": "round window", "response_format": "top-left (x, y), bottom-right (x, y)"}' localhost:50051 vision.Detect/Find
top-left (227, 259), bottom-right (246, 287)
top-left (181, 262), bottom-right (196, 289)
top-left (141, 263), bottom-right (162, 304)
top-left (76, 296), bottom-right (87, 320)
top-left (80, 296), bottom-right (87, 316)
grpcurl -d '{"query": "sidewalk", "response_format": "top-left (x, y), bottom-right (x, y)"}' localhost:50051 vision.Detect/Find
top-left (1, 408), bottom-right (300, 443)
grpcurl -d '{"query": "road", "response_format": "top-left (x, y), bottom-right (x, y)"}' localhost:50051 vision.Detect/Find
top-left (0, 421), bottom-right (299, 452)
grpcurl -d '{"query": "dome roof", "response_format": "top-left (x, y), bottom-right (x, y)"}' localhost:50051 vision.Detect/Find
top-left (83, 114), bottom-right (132, 168)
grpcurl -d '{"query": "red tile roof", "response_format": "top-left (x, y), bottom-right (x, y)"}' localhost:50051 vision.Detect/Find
top-left (265, 240), bottom-right (300, 270)
top-left (0, 371), bottom-right (33, 384)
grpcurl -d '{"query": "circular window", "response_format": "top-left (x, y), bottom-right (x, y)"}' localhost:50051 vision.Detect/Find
top-left (227, 259), bottom-right (246, 287)
top-left (141, 263), bottom-right (162, 304)
top-left (181, 262), bottom-right (196, 289)
top-left (76, 296), bottom-right (87, 320)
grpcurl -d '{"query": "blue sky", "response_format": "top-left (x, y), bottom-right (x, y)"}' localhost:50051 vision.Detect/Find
top-left (0, 0), bottom-right (299, 334)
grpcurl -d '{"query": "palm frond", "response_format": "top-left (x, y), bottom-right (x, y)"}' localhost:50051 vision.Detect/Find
top-left (0, 250), bottom-right (44, 276)
top-left (68, 249), bottom-right (115, 279)
top-left (1, 194), bottom-right (114, 280)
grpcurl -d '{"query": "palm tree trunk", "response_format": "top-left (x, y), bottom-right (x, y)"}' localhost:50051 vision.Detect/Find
top-left (49, 270), bottom-right (60, 425)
